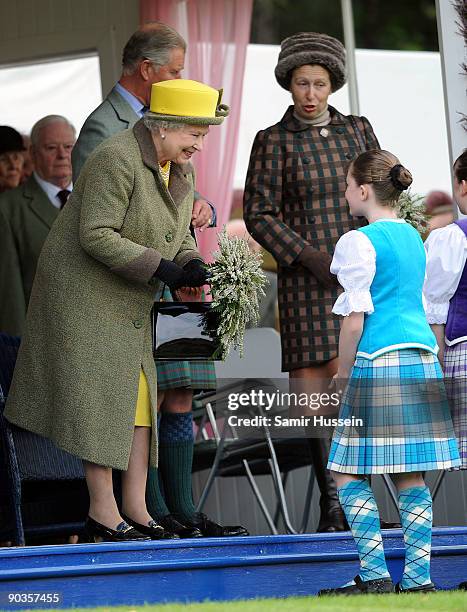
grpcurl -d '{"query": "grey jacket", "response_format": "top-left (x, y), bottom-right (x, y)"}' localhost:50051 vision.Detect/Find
top-left (72, 87), bottom-right (137, 182)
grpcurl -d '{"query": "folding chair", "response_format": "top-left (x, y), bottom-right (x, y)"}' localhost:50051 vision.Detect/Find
top-left (0, 333), bottom-right (88, 546)
top-left (192, 328), bottom-right (316, 535)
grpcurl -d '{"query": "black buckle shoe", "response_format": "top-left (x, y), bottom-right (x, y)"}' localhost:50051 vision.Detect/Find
top-left (121, 514), bottom-right (180, 540)
top-left (177, 513), bottom-right (249, 537)
top-left (158, 514), bottom-right (203, 539)
top-left (319, 575), bottom-right (394, 596)
top-left (395, 582), bottom-right (436, 593)
top-left (85, 516), bottom-right (150, 542)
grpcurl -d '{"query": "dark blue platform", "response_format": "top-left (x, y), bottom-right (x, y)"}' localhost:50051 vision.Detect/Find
top-left (0, 527), bottom-right (466, 609)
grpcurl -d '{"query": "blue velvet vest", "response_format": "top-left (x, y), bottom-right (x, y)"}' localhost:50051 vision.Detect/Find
top-left (356, 220), bottom-right (437, 359)
top-left (445, 219), bottom-right (467, 346)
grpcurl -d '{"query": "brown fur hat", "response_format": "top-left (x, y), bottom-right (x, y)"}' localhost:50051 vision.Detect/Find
top-left (275, 32), bottom-right (346, 92)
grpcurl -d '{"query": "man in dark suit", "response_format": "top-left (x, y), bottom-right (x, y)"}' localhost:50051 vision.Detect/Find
top-left (0, 115), bottom-right (75, 335)
top-left (72, 22), bottom-right (215, 229)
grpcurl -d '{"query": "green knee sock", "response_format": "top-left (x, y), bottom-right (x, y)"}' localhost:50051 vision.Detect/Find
top-left (146, 466), bottom-right (170, 520)
top-left (158, 413), bottom-right (196, 522)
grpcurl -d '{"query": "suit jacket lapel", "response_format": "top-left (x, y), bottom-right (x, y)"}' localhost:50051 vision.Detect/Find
top-left (108, 87), bottom-right (139, 128)
top-left (25, 176), bottom-right (59, 229)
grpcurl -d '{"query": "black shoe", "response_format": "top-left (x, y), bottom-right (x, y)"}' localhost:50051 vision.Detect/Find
top-left (158, 514), bottom-right (203, 539)
top-left (395, 582), bottom-right (436, 593)
top-left (319, 575), bottom-right (394, 596)
top-left (121, 514), bottom-right (180, 540)
top-left (178, 512), bottom-right (249, 537)
top-left (85, 516), bottom-right (150, 542)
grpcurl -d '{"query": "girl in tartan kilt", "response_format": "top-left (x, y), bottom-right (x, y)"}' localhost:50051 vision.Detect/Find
top-left (320, 150), bottom-right (460, 596)
top-left (424, 149), bottom-right (467, 469)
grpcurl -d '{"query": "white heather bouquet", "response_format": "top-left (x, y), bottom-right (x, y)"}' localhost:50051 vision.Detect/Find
top-left (397, 190), bottom-right (427, 235)
top-left (206, 228), bottom-right (268, 359)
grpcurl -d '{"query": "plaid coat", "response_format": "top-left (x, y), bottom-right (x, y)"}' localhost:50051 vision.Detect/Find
top-left (243, 105), bottom-right (380, 370)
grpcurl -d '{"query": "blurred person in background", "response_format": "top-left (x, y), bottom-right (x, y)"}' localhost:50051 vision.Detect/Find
top-left (20, 134), bottom-right (34, 183)
top-left (0, 126), bottom-right (25, 194)
top-left (425, 190), bottom-right (455, 234)
top-left (0, 115), bottom-right (75, 335)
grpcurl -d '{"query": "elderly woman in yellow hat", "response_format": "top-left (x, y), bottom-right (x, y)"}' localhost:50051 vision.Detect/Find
top-left (5, 80), bottom-right (228, 542)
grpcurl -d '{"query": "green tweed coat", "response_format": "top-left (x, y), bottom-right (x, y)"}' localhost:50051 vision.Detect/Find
top-left (5, 120), bottom-right (201, 470)
top-left (243, 105), bottom-right (380, 370)
top-left (0, 175), bottom-right (59, 336)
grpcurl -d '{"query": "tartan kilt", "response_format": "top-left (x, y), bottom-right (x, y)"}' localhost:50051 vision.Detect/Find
top-left (327, 349), bottom-right (461, 474)
top-left (156, 360), bottom-right (216, 391)
top-left (444, 341), bottom-right (467, 469)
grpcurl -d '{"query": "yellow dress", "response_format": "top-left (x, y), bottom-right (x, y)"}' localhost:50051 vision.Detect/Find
top-left (134, 161), bottom-right (171, 427)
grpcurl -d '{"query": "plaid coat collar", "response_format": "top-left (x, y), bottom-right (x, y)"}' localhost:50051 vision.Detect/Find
top-left (279, 105), bottom-right (346, 132)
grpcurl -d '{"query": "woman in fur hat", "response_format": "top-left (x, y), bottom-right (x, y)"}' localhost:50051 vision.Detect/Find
top-left (243, 32), bottom-right (380, 533)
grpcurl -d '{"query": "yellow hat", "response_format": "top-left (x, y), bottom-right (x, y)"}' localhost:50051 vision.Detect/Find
top-left (148, 79), bottom-right (229, 125)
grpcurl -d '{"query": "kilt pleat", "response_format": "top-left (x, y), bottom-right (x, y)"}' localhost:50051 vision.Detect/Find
top-left (444, 341), bottom-right (467, 469)
top-left (156, 360), bottom-right (216, 391)
top-left (327, 349), bottom-right (461, 474)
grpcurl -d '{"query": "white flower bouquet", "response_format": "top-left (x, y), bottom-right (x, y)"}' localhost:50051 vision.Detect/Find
top-left (205, 228), bottom-right (268, 359)
top-left (397, 190), bottom-right (427, 235)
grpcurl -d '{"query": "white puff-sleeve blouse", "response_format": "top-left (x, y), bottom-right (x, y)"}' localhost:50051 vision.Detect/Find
top-left (331, 230), bottom-right (376, 316)
top-left (423, 223), bottom-right (467, 324)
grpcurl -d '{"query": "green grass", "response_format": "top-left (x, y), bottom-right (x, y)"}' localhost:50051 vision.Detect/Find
top-left (33, 591), bottom-right (467, 612)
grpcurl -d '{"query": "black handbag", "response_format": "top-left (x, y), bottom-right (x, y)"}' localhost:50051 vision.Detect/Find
top-left (152, 302), bottom-right (221, 361)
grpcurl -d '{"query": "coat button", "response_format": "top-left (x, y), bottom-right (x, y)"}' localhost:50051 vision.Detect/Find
top-left (296, 133), bottom-right (303, 139)
top-left (346, 153), bottom-right (353, 160)
top-left (165, 232), bottom-right (174, 243)
top-left (303, 157), bottom-right (310, 164)
top-left (336, 127), bottom-right (344, 134)
top-left (133, 320), bottom-right (143, 329)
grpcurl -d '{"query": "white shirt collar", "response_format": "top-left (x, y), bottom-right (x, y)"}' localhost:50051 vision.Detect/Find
top-left (34, 172), bottom-right (73, 209)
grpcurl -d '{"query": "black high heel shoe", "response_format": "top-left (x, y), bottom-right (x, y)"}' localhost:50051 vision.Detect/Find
top-left (85, 516), bottom-right (150, 542)
top-left (121, 514), bottom-right (180, 540)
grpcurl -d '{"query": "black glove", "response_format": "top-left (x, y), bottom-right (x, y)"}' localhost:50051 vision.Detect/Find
top-left (183, 258), bottom-right (209, 287)
top-left (298, 246), bottom-right (338, 290)
top-left (152, 258), bottom-right (186, 291)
